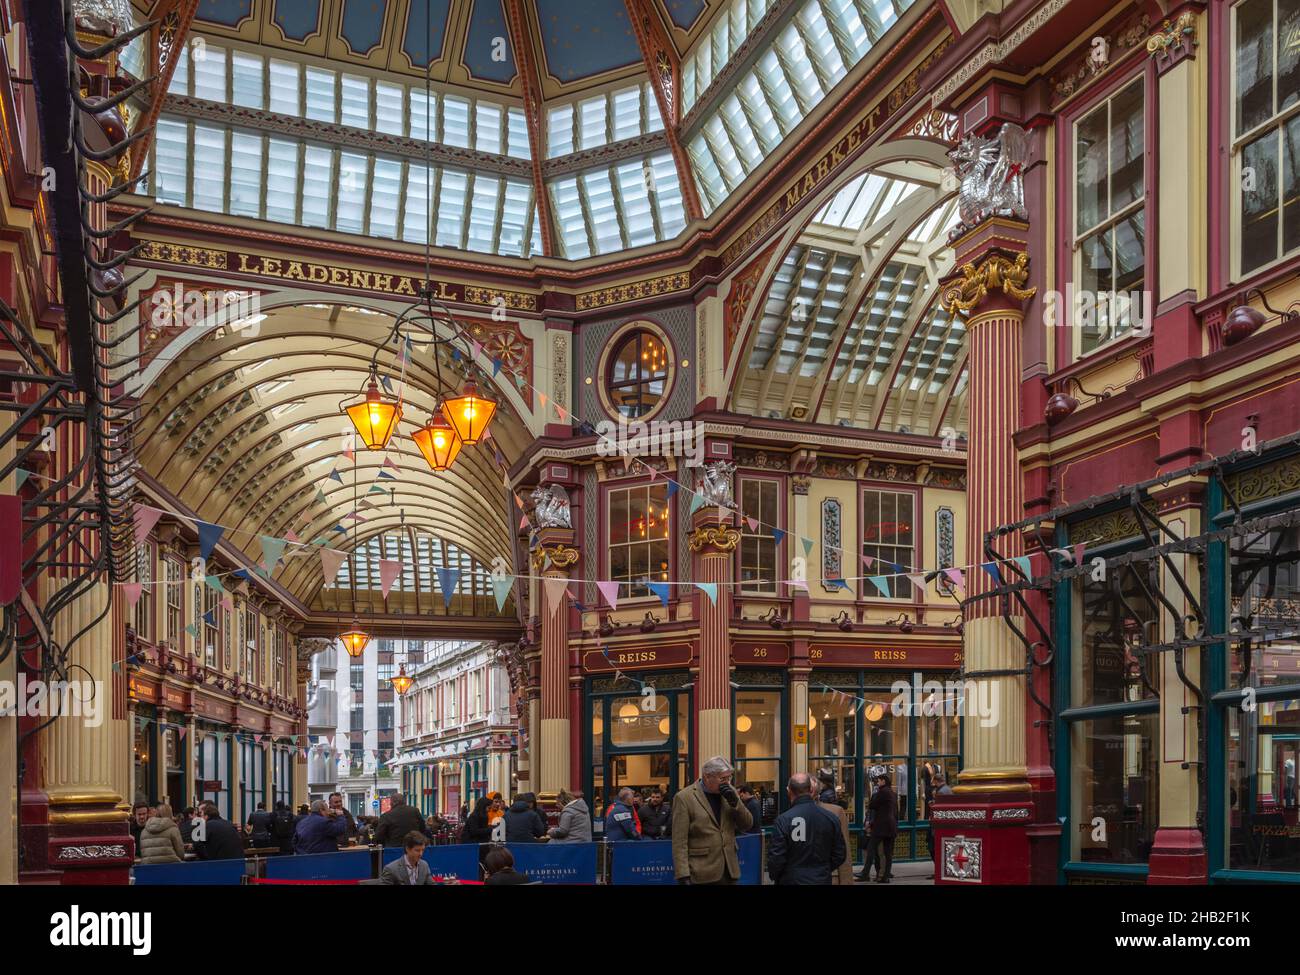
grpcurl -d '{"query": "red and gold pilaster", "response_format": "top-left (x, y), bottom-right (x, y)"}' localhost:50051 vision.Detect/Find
top-left (534, 527), bottom-right (578, 803)
top-left (688, 509), bottom-right (739, 769)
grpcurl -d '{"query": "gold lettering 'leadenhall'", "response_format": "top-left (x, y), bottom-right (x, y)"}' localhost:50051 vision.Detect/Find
top-left (236, 254), bottom-right (421, 296)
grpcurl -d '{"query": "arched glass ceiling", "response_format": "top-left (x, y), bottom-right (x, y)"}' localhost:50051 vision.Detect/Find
top-left (734, 162), bottom-right (965, 435)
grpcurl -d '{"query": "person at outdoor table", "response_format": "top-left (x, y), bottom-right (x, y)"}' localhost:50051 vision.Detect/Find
top-left (380, 832), bottom-right (435, 885)
top-left (483, 846), bottom-right (531, 885)
top-left (549, 788), bottom-right (592, 843)
top-left (294, 798), bottom-right (348, 854)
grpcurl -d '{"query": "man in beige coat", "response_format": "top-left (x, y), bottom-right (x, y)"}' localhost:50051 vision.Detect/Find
top-left (816, 769), bottom-right (854, 885)
top-left (671, 756), bottom-right (753, 885)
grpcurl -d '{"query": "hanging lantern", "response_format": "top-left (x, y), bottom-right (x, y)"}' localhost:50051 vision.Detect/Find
top-left (340, 620), bottom-right (370, 658)
top-left (411, 412), bottom-right (463, 471)
top-left (390, 664), bottom-right (413, 695)
top-left (442, 379), bottom-right (497, 445)
top-left (345, 375), bottom-right (402, 450)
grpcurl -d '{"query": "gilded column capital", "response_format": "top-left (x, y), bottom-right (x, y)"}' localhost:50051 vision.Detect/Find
top-left (688, 524), bottom-right (741, 554)
top-left (941, 251), bottom-right (1036, 315)
top-left (1145, 10), bottom-right (1197, 69)
top-left (531, 544), bottom-right (579, 572)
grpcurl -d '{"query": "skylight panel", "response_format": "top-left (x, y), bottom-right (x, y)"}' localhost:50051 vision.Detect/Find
top-left (335, 152), bottom-right (368, 234)
top-left (616, 161), bottom-right (656, 247)
top-left (154, 118), bottom-right (189, 206)
top-left (228, 131), bottom-right (263, 217)
top-left (582, 169), bottom-right (621, 252)
top-left (409, 90), bottom-right (435, 140)
top-left (403, 162), bottom-right (430, 244)
top-left (648, 154), bottom-right (687, 237)
top-left (265, 138), bottom-right (299, 223)
top-left (719, 94), bottom-right (762, 171)
top-left (578, 96), bottom-right (608, 151)
top-left (193, 44), bottom-right (227, 101)
top-left (304, 67), bottom-right (336, 123)
top-left (435, 170), bottom-right (468, 247)
top-left (499, 180), bottom-right (531, 257)
top-left (688, 135), bottom-right (725, 212)
top-left (507, 107), bottom-right (530, 159)
top-left (375, 81), bottom-right (405, 135)
top-left (547, 104), bottom-right (575, 158)
top-left (549, 176), bottom-right (590, 259)
top-left (231, 51), bottom-right (264, 109)
top-left (475, 102), bottom-right (503, 154)
top-left (529, 206), bottom-right (544, 258)
top-left (192, 124), bottom-right (227, 212)
top-left (340, 74), bottom-right (371, 128)
top-left (644, 83), bottom-right (665, 133)
top-left (467, 176), bottom-right (501, 252)
top-left (443, 95), bottom-right (471, 148)
top-left (300, 144), bottom-right (333, 228)
top-left (168, 43), bottom-right (190, 95)
top-left (370, 158), bottom-right (403, 238)
top-left (612, 87), bottom-right (641, 142)
top-left (268, 60), bottom-right (301, 115)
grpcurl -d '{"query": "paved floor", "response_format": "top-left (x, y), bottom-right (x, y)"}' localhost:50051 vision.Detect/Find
top-left (852, 860), bottom-right (936, 885)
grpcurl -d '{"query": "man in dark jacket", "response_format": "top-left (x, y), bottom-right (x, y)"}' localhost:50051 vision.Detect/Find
top-left (604, 788), bottom-right (641, 841)
top-left (246, 802), bottom-right (275, 847)
top-left (375, 793), bottom-right (428, 847)
top-left (294, 799), bottom-right (348, 854)
top-left (328, 792), bottom-right (357, 844)
top-left (767, 773), bottom-right (845, 885)
top-left (639, 789), bottom-right (672, 839)
top-left (194, 802), bottom-right (246, 861)
top-left (130, 802), bottom-right (151, 855)
top-left (865, 772), bottom-right (899, 883)
top-left (504, 794), bottom-right (547, 842)
top-left (270, 801), bottom-right (296, 854)
top-left (179, 806), bottom-right (198, 846)
top-left (738, 784), bottom-right (763, 833)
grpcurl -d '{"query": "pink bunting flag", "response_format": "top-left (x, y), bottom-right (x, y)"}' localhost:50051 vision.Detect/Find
top-left (134, 506), bottom-right (162, 544)
top-left (907, 573), bottom-right (927, 592)
top-left (319, 548), bottom-right (347, 581)
top-left (122, 583), bottom-right (143, 608)
top-left (383, 457), bottom-right (400, 472)
top-left (861, 554), bottom-right (874, 570)
top-left (646, 466), bottom-right (660, 480)
top-left (538, 391), bottom-right (548, 411)
top-left (597, 579), bottom-right (621, 611)
top-left (221, 596), bottom-right (233, 611)
top-left (747, 516), bottom-right (759, 532)
top-left (1072, 542), bottom-right (1086, 565)
top-left (471, 340), bottom-right (483, 360)
top-left (944, 567), bottom-right (965, 589)
top-left (784, 577), bottom-right (808, 591)
top-left (285, 530), bottom-right (300, 543)
top-left (519, 513), bottom-right (529, 531)
top-left (543, 577), bottom-right (568, 618)
top-left (379, 559), bottom-right (403, 598)
top-left (514, 494), bottom-right (525, 509)
top-left (555, 403), bottom-right (567, 420)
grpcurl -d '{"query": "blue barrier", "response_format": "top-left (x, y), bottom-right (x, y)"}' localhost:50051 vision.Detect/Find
top-left (380, 844), bottom-right (481, 880)
top-left (133, 859), bottom-right (248, 886)
top-left (264, 850), bottom-right (372, 881)
top-left (608, 834), bottom-right (763, 885)
top-left (507, 842), bottom-right (597, 884)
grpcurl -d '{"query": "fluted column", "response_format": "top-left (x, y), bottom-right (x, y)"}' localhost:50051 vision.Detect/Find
top-left (535, 527), bottom-right (578, 800)
top-left (689, 510), bottom-right (739, 769)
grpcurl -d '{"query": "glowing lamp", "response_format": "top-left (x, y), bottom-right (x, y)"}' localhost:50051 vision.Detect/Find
top-left (340, 620), bottom-right (370, 658)
top-left (390, 664), bottom-right (413, 695)
top-left (658, 717), bottom-right (670, 735)
top-left (442, 380), bottom-right (497, 445)
top-left (345, 377), bottom-right (402, 450)
top-left (736, 715), bottom-right (752, 733)
top-left (618, 703), bottom-right (639, 720)
top-left (411, 413), bottom-right (463, 471)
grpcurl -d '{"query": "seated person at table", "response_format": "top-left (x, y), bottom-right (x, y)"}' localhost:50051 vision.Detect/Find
top-left (380, 832), bottom-right (435, 885)
top-left (375, 793), bottom-right (428, 847)
top-left (137, 803), bottom-right (185, 864)
top-left (504, 794), bottom-right (547, 843)
top-left (483, 846), bottom-right (531, 885)
top-left (194, 802), bottom-right (246, 861)
top-left (294, 798), bottom-right (348, 854)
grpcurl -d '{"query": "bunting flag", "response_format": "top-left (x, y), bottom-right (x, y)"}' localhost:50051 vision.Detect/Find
top-left (646, 466), bottom-right (660, 481)
top-left (666, 481), bottom-right (679, 499)
top-left (319, 547), bottom-right (348, 581)
top-left (861, 554), bottom-right (874, 570)
top-left (538, 391), bottom-right (548, 411)
top-left (285, 530), bottom-right (301, 544)
top-left (555, 403), bottom-right (568, 421)
top-left (220, 596), bottom-right (234, 611)
top-left (377, 470), bottom-right (396, 480)
top-left (368, 485), bottom-right (387, 495)
top-left (784, 576), bottom-right (808, 591)
top-left (1072, 542), bottom-right (1086, 565)
top-left (746, 516), bottom-right (759, 532)
top-left (944, 567), bottom-right (965, 589)
top-left (379, 374), bottom-right (394, 393)
top-left (134, 506), bottom-right (163, 543)
top-left (328, 469), bottom-right (343, 483)
top-left (688, 493), bottom-right (706, 514)
top-left (379, 559), bottom-right (403, 598)
top-left (801, 536), bottom-right (815, 557)
top-left (772, 528), bottom-right (786, 545)
top-left (868, 576), bottom-right (892, 598)
top-left (14, 468), bottom-right (30, 489)
top-left (260, 535), bottom-right (287, 571)
top-left (332, 524), bottom-right (348, 534)
top-left (493, 358), bottom-right (502, 377)
top-left (196, 520), bottom-right (224, 561)
top-left (543, 576), bottom-right (568, 616)
top-left (981, 562), bottom-right (1002, 583)
top-left (471, 340), bottom-right (482, 360)
top-left (343, 442), bottom-right (355, 462)
top-left (185, 623), bottom-right (198, 637)
top-left (519, 513), bottom-right (529, 531)
top-left (345, 513), bottom-right (367, 522)
top-left (123, 583), bottom-right (143, 608)
top-left (451, 347), bottom-right (462, 362)
top-left (647, 581), bottom-right (671, 606)
top-left (383, 457), bottom-right (400, 471)
top-left (202, 609), bottom-right (216, 627)
top-left (492, 575), bottom-right (513, 612)
top-left (435, 567), bottom-right (460, 607)
top-left (827, 578), bottom-right (850, 591)
top-left (696, 582), bottom-right (718, 605)
top-left (1013, 555), bottom-right (1032, 579)
top-left (204, 574), bottom-right (224, 593)
top-left (907, 573), bottom-right (928, 592)
top-left (513, 494), bottom-right (525, 510)
top-left (315, 489), bottom-right (327, 504)
top-left (596, 579), bottom-right (621, 610)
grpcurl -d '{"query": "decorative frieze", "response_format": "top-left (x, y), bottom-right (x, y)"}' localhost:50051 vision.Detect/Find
top-left (574, 271), bottom-right (691, 312)
top-left (942, 252), bottom-right (1036, 315)
top-left (531, 545), bottom-right (579, 571)
top-left (865, 461), bottom-right (917, 483)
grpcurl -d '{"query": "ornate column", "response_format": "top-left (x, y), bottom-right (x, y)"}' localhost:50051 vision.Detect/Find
top-left (931, 218), bottom-right (1037, 885)
top-left (534, 525), bottom-right (578, 802)
top-left (688, 463), bottom-right (740, 768)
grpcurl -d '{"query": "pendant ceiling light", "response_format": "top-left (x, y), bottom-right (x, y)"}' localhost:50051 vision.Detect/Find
top-left (344, 372), bottom-right (402, 450)
top-left (390, 664), bottom-right (413, 695)
top-left (442, 379), bottom-right (497, 446)
top-left (340, 619), bottom-right (370, 658)
top-left (411, 411), bottom-right (463, 472)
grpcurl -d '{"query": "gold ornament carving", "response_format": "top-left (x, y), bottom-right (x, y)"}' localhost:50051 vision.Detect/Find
top-left (688, 525), bottom-right (741, 553)
top-left (942, 252), bottom-right (1036, 315)
top-left (531, 545), bottom-right (579, 571)
top-left (1146, 11), bottom-right (1196, 58)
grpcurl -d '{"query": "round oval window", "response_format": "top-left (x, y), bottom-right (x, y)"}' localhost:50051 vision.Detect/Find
top-left (607, 328), bottom-right (669, 418)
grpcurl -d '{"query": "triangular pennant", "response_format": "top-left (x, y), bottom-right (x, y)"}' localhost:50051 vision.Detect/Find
top-left (122, 583), bottom-right (143, 608)
top-left (555, 403), bottom-right (567, 421)
top-left (944, 567), bottom-right (965, 589)
top-left (379, 559), bottom-right (403, 598)
top-left (260, 535), bottom-right (287, 571)
top-left (861, 554), bottom-right (874, 570)
top-left (543, 576), bottom-right (568, 616)
top-left (493, 357), bottom-right (502, 377)
top-left (688, 493), bottom-right (705, 514)
top-left (14, 468), bottom-right (31, 489)
top-left (377, 470), bottom-right (396, 480)
top-left (519, 513), bottom-right (529, 531)
top-left (184, 623), bottom-right (198, 637)
top-left (384, 457), bottom-right (400, 471)
top-left (328, 469), bottom-right (343, 483)
top-left (471, 340), bottom-right (482, 360)
top-left (196, 520), bottom-right (224, 561)
top-left (1072, 543), bottom-right (1086, 565)
top-left (220, 596), bottom-right (234, 611)
top-left (134, 506), bottom-right (162, 544)
top-left (202, 609), bottom-right (216, 627)
top-left (315, 489), bottom-right (327, 503)
top-left (1013, 555), bottom-right (1032, 579)
top-left (379, 374), bottom-right (394, 393)
top-left (981, 562), bottom-right (1002, 583)
top-left (695, 582), bottom-right (718, 605)
top-left (538, 391), bottom-right (548, 410)
top-left (647, 581), bottom-right (671, 606)
top-left (285, 530), bottom-right (301, 544)
top-left (869, 576), bottom-right (892, 598)
top-left (204, 574), bottom-right (224, 593)
top-left (801, 537), bottom-right (815, 557)
top-left (368, 485), bottom-right (387, 495)
top-left (319, 548), bottom-right (347, 581)
top-left (435, 567), bottom-right (460, 607)
top-left (772, 528), bottom-right (785, 545)
top-left (596, 579), bottom-right (620, 610)
top-left (907, 573), bottom-right (927, 592)
top-left (746, 516), bottom-right (759, 532)
top-left (492, 575), bottom-right (514, 612)
top-left (666, 481), bottom-right (679, 499)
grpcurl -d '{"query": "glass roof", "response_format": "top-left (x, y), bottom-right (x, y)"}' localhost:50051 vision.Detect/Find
top-left (329, 531), bottom-right (495, 597)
